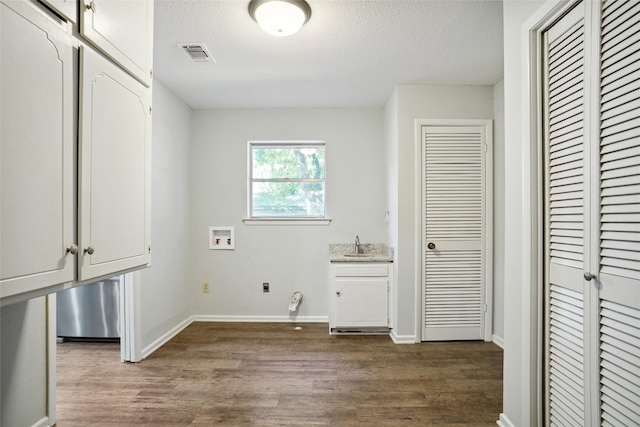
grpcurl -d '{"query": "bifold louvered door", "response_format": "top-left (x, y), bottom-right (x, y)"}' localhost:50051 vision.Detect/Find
top-left (542, 4), bottom-right (590, 425)
top-left (542, 0), bottom-right (640, 425)
top-left (421, 123), bottom-right (491, 341)
top-left (597, 0), bottom-right (640, 424)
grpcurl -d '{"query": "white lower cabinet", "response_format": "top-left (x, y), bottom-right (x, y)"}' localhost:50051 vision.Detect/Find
top-left (330, 263), bottom-right (391, 332)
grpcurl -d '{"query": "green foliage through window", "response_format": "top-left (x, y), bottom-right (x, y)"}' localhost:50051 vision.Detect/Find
top-left (250, 142), bottom-right (326, 218)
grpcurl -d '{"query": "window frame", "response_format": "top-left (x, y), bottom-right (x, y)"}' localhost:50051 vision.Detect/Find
top-left (245, 140), bottom-right (330, 225)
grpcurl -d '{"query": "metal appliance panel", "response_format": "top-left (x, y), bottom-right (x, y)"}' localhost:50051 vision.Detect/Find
top-left (57, 278), bottom-right (120, 339)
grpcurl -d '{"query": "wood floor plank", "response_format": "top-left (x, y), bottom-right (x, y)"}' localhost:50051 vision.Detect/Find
top-left (56, 322), bottom-right (502, 426)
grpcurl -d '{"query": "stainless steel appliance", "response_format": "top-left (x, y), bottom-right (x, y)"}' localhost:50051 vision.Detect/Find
top-left (57, 277), bottom-right (120, 340)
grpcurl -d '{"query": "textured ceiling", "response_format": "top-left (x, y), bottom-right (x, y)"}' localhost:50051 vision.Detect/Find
top-left (153, 0), bottom-right (504, 109)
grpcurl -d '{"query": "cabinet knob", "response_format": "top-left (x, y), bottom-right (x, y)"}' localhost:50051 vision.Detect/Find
top-left (583, 272), bottom-right (596, 281)
top-left (86, 1), bottom-right (97, 12)
top-left (84, 245), bottom-right (95, 255)
top-left (427, 242), bottom-right (436, 250)
top-left (66, 244), bottom-right (78, 255)
top-left (336, 291), bottom-right (341, 296)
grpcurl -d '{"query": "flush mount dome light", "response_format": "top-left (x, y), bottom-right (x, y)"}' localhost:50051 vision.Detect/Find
top-left (248, 0), bottom-right (312, 37)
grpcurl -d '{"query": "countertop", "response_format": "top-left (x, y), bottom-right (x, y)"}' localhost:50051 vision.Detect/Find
top-left (329, 243), bottom-right (393, 263)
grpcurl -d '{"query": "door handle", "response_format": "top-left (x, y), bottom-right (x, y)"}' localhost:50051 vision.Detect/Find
top-left (427, 242), bottom-right (436, 250)
top-left (336, 291), bottom-right (341, 296)
top-left (583, 272), bottom-right (596, 281)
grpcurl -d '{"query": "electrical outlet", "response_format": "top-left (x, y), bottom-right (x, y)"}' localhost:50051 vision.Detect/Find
top-left (202, 282), bottom-right (210, 293)
top-left (263, 282), bottom-right (269, 293)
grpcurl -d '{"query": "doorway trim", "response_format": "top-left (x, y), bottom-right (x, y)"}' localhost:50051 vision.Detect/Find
top-left (120, 271), bottom-right (142, 362)
top-left (414, 118), bottom-right (494, 343)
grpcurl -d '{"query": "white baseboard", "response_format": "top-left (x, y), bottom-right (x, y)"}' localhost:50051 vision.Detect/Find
top-left (141, 316), bottom-right (194, 359)
top-left (193, 315), bottom-right (329, 323)
top-left (497, 413), bottom-right (516, 427)
top-left (492, 334), bottom-right (504, 349)
top-left (390, 329), bottom-right (417, 344)
top-left (32, 416), bottom-right (49, 427)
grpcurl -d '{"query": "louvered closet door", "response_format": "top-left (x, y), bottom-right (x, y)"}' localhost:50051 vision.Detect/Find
top-left (542, 0), bottom-right (640, 425)
top-left (542, 4), bottom-right (590, 426)
top-left (422, 125), bottom-right (488, 341)
top-left (597, 0), bottom-right (640, 424)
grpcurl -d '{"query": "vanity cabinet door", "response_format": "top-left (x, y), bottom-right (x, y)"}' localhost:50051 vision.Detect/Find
top-left (78, 45), bottom-right (151, 281)
top-left (80, 0), bottom-right (153, 86)
top-left (332, 277), bottom-right (389, 328)
top-left (0, 1), bottom-right (75, 299)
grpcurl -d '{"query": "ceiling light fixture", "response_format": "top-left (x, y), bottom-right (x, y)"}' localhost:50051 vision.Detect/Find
top-left (248, 0), bottom-right (312, 37)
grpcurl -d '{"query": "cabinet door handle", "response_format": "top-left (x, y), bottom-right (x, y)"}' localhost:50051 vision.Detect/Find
top-left (336, 291), bottom-right (341, 296)
top-left (66, 244), bottom-right (78, 255)
top-left (86, 1), bottom-right (97, 13)
top-left (84, 245), bottom-right (95, 255)
top-left (583, 272), bottom-right (596, 281)
top-left (427, 242), bottom-right (436, 250)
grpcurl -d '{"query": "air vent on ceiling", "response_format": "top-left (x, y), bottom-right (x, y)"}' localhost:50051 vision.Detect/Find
top-left (178, 43), bottom-right (215, 63)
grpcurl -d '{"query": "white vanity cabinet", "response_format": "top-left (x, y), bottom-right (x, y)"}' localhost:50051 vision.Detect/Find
top-left (80, 0), bottom-right (154, 86)
top-left (330, 263), bottom-right (392, 332)
top-left (0, 0), bottom-right (153, 302)
top-left (1, 1), bottom-right (75, 298)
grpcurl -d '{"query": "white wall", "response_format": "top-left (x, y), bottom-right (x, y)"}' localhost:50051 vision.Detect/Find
top-left (189, 108), bottom-right (387, 320)
top-left (1, 297), bottom-right (49, 427)
top-left (492, 79), bottom-right (505, 345)
top-left (140, 80), bottom-right (193, 349)
top-left (384, 89), bottom-right (400, 329)
top-left (501, 1), bottom-right (546, 426)
top-left (385, 84), bottom-right (495, 340)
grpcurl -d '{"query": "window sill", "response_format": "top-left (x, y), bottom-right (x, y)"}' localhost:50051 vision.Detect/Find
top-left (243, 218), bottom-right (332, 226)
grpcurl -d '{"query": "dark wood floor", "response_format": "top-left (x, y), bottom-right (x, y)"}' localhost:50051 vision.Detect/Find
top-left (56, 322), bottom-right (503, 426)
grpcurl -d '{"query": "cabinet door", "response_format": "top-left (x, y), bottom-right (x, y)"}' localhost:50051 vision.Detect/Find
top-left (78, 45), bottom-right (151, 281)
top-left (331, 278), bottom-right (389, 328)
top-left (80, 0), bottom-right (153, 86)
top-left (0, 1), bottom-right (75, 298)
top-left (41, 0), bottom-right (77, 23)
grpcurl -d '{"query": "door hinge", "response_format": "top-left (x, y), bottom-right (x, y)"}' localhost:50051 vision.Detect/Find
top-left (149, 106), bottom-right (152, 115)
top-left (483, 143), bottom-right (488, 153)
top-left (148, 245), bottom-right (151, 254)
top-left (483, 303), bottom-right (487, 312)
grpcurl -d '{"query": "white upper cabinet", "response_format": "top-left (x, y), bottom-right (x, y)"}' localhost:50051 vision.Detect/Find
top-left (78, 45), bottom-right (151, 281)
top-left (41, 0), bottom-right (77, 22)
top-left (0, 1), bottom-right (75, 299)
top-left (80, 0), bottom-right (154, 86)
top-left (1, 0), bottom-right (153, 302)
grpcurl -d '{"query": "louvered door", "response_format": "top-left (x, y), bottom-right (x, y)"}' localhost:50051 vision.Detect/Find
top-left (542, 4), bottom-right (590, 425)
top-left (542, 0), bottom-right (640, 425)
top-left (597, 0), bottom-right (640, 424)
top-left (421, 123), bottom-right (492, 341)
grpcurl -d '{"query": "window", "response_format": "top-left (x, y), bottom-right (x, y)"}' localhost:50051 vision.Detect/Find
top-left (249, 141), bottom-right (326, 219)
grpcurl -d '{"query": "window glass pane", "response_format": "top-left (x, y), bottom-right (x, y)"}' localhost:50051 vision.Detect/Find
top-left (252, 181), bottom-right (325, 217)
top-left (252, 147), bottom-right (325, 179)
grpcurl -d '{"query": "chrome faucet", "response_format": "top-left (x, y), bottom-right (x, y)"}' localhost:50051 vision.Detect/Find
top-left (355, 235), bottom-right (361, 255)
